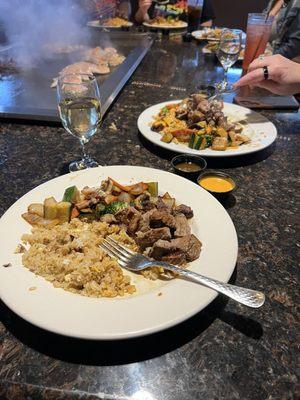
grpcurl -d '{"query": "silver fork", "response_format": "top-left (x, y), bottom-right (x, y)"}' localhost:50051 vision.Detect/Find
top-left (100, 237), bottom-right (265, 308)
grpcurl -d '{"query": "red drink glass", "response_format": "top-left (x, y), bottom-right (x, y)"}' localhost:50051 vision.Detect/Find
top-left (242, 13), bottom-right (274, 71)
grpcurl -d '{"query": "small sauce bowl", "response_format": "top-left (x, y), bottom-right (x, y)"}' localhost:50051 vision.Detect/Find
top-left (197, 171), bottom-right (236, 199)
top-left (171, 154), bottom-right (207, 181)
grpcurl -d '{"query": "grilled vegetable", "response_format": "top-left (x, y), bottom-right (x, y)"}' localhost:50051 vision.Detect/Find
top-left (147, 182), bottom-right (158, 197)
top-left (56, 201), bottom-right (72, 223)
top-left (172, 129), bottom-right (195, 142)
top-left (104, 201), bottom-right (128, 215)
top-left (70, 207), bottom-right (80, 219)
top-left (162, 192), bottom-right (175, 208)
top-left (108, 178), bottom-right (148, 194)
top-left (188, 133), bottom-right (196, 148)
top-left (161, 132), bottom-right (173, 143)
top-left (118, 191), bottom-right (133, 203)
top-left (95, 202), bottom-right (106, 218)
top-left (62, 186), bottom-right (80, 203)
top-left (212, 137), bottom-right (228, 151)
top-left (28, 203), bottom-right (44, 217)
top-left (204, 135), bottom-right (213, 148)
top-left (104, 194), bottom-right (119, 204)
top-left (44, 197), bottom-right (57, 220)
top-left (22, 212), bottom-right (59, 227)
top-left (161, 106), bottom-right (169, 115)
top-left (216, 127), bottom-right (228, 138)
top-left (129, 182), bottom-right (148, 196)
top-left (194, 136), bottom-right (203, 150)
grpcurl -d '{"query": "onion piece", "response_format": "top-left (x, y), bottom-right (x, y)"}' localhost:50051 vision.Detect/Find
top-left (27, 203), bottom-right (44, 217)
top-left (22, 212), bottom-right (60, 227)
top-left (118, 191), bottom-right (133, 203)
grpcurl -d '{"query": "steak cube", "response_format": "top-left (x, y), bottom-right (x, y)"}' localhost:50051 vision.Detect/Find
top-left (136, 227), bottom-right (171, 250)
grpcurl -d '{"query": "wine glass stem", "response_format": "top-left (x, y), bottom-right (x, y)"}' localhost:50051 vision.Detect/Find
top-left (80, 139), bottom-right (88, 160)
top-left (224, 68), bottom-right (228, 85)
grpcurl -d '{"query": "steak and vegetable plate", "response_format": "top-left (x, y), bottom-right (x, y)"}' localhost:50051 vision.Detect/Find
top-left (19, 177), bottom-right (202, 298)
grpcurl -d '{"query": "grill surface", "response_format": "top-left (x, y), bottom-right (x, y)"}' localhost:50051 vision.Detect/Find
top-left (0, 31), bottom-right (153, 122)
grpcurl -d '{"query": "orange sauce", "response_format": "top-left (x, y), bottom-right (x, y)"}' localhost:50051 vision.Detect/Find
top-left (199, 176), bottom-right (234, 193)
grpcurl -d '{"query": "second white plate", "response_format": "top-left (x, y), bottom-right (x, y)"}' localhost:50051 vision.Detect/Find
top-left (138, 101), bottom-right (277, 157)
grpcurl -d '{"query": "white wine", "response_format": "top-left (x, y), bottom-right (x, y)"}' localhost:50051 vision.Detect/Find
top-left (59, 97), bottom-right (101, 143)
top-left (217, 48), bottom-right (239, 71)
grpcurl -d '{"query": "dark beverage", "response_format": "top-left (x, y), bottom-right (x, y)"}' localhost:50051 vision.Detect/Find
top-left (187, 5), bottom-right (202, 32)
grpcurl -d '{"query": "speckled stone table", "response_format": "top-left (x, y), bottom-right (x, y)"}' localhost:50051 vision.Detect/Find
top-left (0, 37), bottom-right (299, 400)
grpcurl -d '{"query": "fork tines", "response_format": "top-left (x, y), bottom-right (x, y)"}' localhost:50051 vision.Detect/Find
top-left (99, 236), bottom-right (135, 267)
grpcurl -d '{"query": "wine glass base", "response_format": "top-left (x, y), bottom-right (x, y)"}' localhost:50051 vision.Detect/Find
top-left (0, 152), bottom-right (7, 166)
top-left (69, 157), bottom-right (99, 172)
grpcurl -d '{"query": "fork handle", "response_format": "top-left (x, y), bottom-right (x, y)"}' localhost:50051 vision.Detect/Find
top-left (156, 262), bottom-right (265, 308)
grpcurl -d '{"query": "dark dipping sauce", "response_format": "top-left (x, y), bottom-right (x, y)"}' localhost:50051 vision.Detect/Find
top-left (175, 162), bottom-right (202, 172)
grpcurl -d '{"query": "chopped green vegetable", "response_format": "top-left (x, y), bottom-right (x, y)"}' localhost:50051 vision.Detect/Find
top-left (44, 197), bottom-right (57, 220)
top-left (147, 182), bottom-right (158, 197)
top-left (62, 186), bottom-right (80, 203)
top-left (56, 201), bottom-right (71, 223)
top-left (104, 201), bottom-right (128, 215)
top-left (188, 133), bottom-right (196, 148)
top-left (95, 202), bottom-right (106, 219)
top-left (161, 106), bottom-right (169, 115)
top-left (203, 135), bottom-right (213, 148)
top-left (194, 136), bottom-right (203, 150)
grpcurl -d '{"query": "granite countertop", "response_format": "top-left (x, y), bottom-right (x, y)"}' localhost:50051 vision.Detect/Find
top-left (0, 37), bottom-right (299, 400)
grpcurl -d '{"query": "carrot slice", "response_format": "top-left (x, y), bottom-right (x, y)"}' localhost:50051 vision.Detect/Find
top-left (108, 178), bottom-right (148, 193)
top-left (71, 207), bottom-right (80, 219)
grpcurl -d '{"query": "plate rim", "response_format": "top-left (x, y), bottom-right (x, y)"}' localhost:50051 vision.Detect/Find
top-left (191, 28), bottom-right (246, 41)
top-left (87, 20), bottom-right (133, 28)
top-left (0, 165), bottom-right (238, 340)
top-left (137, 100), bottom-right (277, 158)
top-left (143, 21), bottom-right (188, 29)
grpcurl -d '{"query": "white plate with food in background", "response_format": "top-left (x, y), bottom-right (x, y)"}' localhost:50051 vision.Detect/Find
top-left (138, 100), bottom-right (277, 157)
top-left (192, 28), bottom-right (246, 42)
top-left (143, 20), bottom-right (187, 29)
top-left (87, 19), bottom-right (133, 29)
top-left (0, 166), bottom-right (238, 340)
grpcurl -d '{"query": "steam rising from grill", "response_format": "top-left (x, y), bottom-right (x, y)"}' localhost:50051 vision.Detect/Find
top-left (0, 0), bottom-right (89, 68)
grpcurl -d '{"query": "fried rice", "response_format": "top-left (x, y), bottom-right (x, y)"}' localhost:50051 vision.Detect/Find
top-left (21, 219), bottom-right (140, 298)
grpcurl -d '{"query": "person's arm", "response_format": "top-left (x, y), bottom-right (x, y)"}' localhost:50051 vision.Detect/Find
top-left (118, 0), bottom-right (131, 19)
top-left (275, 9), bottom-right (300, 60)
top-left (201, 20), bottom-right (212, 27)
top-left (269, 0), bottom-right (284, 17)
top-left (134, 0), bottom-right (152, 23)
top-left (234, 54), bottom-right (300, 95)
top-left (200, 0), bottom-right (215, 27)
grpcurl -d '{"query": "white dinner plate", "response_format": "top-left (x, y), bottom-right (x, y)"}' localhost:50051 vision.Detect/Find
top-left (0, 166), bottom-right (237, 340)
top-left (87, 20), bottom-right (133, 29)
top-left (143, 21), bottom-right (187, 29)
top-left (138, 101), bottom-right (277, 157)
top-left (192, 28), bottom-right (246, 42)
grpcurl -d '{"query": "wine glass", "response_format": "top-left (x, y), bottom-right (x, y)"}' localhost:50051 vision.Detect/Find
top-left (216, 29), bottom-right (242, 93)
top-left (57, 73), bottom-right (101, 172)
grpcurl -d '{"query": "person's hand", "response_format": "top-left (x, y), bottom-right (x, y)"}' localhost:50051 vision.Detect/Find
top-left (234, 54), bottom-right (300, 95)
top-left (135, 0), bottom-right (152, 23)
top-left (138, 0), bottom-right (152, 14)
